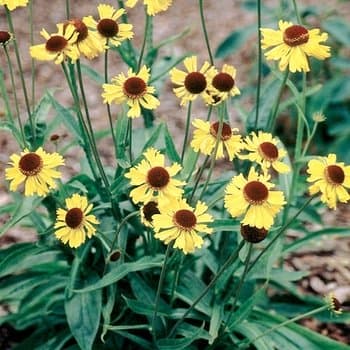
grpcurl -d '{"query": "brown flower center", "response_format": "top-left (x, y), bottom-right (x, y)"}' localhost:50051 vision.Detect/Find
top-left (0, 31), bottom-right (11, 44)
top-left (331, 296), bottom-right (342, 312)
top-left (147, 166), bottom-right (170, 189)
top-left (259, 142), bottom-right (279, 161)
top-left (240, 224), bottom-right (268, 243)
top-left (97, 18), bottom-right (119, 38)
top-left (173, 209), bottom-right (197, 230)
top-left (184, 72), bottom-right (207, 94)
top-left (243, 181), bottom-right (269, 204)
top-left (66, 18), bottom-right (88, 42)
top-left (46, 35), bottom-right (68, 52)
top-left (283, 25), bottom-right (309, 47)
top-left (212, 72), bottom-right (235, 92)
top-left (123, 77), bottom-right (147, 99)
top-left (325, 165), bottom-right (345, 185)
top-left (65, 208), bottom-right (84, 229)
top-left (142, 201), bottom-right (160, 223)
top-left (19, 153), bottom-right (43, 176)
top-left (210, 121), bottom-right (232, 141)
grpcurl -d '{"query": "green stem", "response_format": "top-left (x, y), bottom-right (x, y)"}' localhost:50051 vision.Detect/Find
top-left (188, 155), bottom-right (210, 203)
top-left (247, 195), bottom-right (315, 274)
top-left (128, 118), bottom-right (133, 163)
top-left (292, 0), bottom-right (302, 24)
top-left (295, 73), bottom-right (307, 160)
top-left (3, 45), bottom-right (26, 146)
top-left (29, 0), bottom-right (35, 110)
top-left (152, 243), bottom-right (173, 341)
top-left (170, 254), bottom-right (184, 305)
top-left (5, 7), bottom-right (35, 145)
top-left (266, 70), bottom-right (289, 132)
top-left (137, 10), bottom-right (151, 72)
top-left (254, 0), bottom-right (262, 130)
top-left (167, 240), bottom-right (245, 338)
top-left (224, 243), bottom-right (253, 330)
top-left (181, 101), bottom-right (192, 164)
top-left (104, 46), bottom-right (118, 157)
top-left (199, 0), bottom-right (214, 65)
top-left (241, 305), bottom-right (327, 348)
top-left (65, 0), bottom-right (70, 19)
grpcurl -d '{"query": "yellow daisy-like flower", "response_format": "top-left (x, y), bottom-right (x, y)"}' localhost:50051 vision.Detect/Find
top-left (0, 0), bottom-right (28, 10)
top-left (170, 56), bottom-right (216, 106)
top-left (102, 65), bottom-right (160, 118)
top-left (224, 168), bottom-right (286, 229)
top-left (306, 154), bottom-right (350, 209)
top-left (240, 131), bottom-right (290, 174)
top-left (84, 4), bottom-right (133, 47)
top-left (140, 199), bottom-right (160, 228)
top-left (30, 23), bottom-right (79, 64)
top-left (54, 194), bottom-right (99, 248)
top-left (205, 64), bottom-right (240, 105)
top-left (260, 20), bottom-right (331, 72)
top-left (125, 0), bottom-right (172, 16)
top-left (5, 147), bottom-right (64, 197)
top-left (190, 119), bottom-right (243, 160)
top-left (125, 148), bottom-right (185, 204)
top-left (64, 18), bottom-right (104, 59)
top-left (153, 198), bottom-right (213, 254)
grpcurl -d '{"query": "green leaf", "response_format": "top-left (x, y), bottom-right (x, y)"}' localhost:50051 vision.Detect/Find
top-left (74, 255), bottom-right (164, 292)
top-left (65, 275), bottom-right (102, 350)
top-left (80, 63), bottom-right (104, 84)
top-left (209, 301), bottom-right (224, 344)
top-left (323, 18), bottom-right (350, 46)
top-left (112, 329), bottom-right (153, 350)
top-left (163, 124), bottom-right (181, 163)
top-left (209, 219), bottom-right (239, 232)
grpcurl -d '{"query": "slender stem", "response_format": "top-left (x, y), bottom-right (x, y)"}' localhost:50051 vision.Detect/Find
top-left (199, 0), bottom-right (214, 65)
top-left (181, 101), bottom-right (192, 164)
top-left (137, 10), bottom-right (150, 72)
top-left (65, 0), bottom-right (70, 19)
top-left (266, 70), bottom-right (289, 132)
top-left (254, 0), bottom-right (262, 130)
top-left (302, 122), bottom-right (318, 158)
top-left (292, 0), bottom-right (302, 24)
top-left (241, 305), bottom-right (327, 348)
top-left (167, 240), bottom-right (245, 338)
top-left (29, 0), bottom-right (35, 110)
top-left (188, 155), bottom-right (210, 203)
top-left (295, 73), bottom-right (307, 160)
top-left (152, 243), bottom-right (173, 341)
top-left (3, 46), bottom-right (26, 146)
top-left (247, 195), bottom-right (315, 274)
top-left (206, 105), bottom-right (213, 121)
top-left (76, 60), bottom-right (111, 191)
top-left (104, 46), bottom-right (118, 157)
top-left (128, 118), bottom-right (133, 163)
top-left (170, 254), bottom-right (184, 305)
top-left (224, 243), bottom-right (253, 329)
top-left (5, 7), bottom-right (35, 145)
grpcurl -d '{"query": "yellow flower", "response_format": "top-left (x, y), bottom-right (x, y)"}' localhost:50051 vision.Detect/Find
top-left (102, 65), bottom-right (160, 118)
top-left (224, 168), bottom-right (286, 229)
top-left (170, 56), bottom-right (215, 106)
top-left (324, 292), bottom-right (343, 315)
top-left (125, 0), bottom-right (172, 16)
top-left (153, 198), bottom-right (213, 254)
top-left (191, 119), bottom-right (243, 160)
top-left (30, 23), bottom-right (79, 64)
top-left (240, 131), bottom-right (290, 174)
top-left (64, 18), bottom-right (104, 59)
top-left (84, 4), bottom-right (133, 47)
top-left (260, 20), bottom-right (330, 72)
top-left (0, 0), bottom-right (28, 10)
top-left (5, 147), bottom-right (64, 197)
top-left (54, 194), bottom-right (99, 248)
top-left (140, 199), bottom-right (160, 227)
top-left (205, 64), bottom-right (240, 105)
top-left (125, 148), bottom-right (185, 204)
top-left (306, 154), bottom-right (350, 209)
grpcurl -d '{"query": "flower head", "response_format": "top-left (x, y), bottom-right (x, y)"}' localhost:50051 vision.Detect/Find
top-left (102, 65), bottom-right (160, 118)
top-left (307, 154), bottom-right (350, 209)
top-left (64, 18), bottom-right (104, 59)
top-left (30, 23), bottom-right (79, 64)
top-left (0, 0), bottom-right (28, 10)
top-left (191, 119), bottom-right (243, 160)
top-left (240, 224), bottom-right (268, 243)
top-left (240, 131), bottom-right (290, 174)
top-left (140, 199), bottom-right (160, 227)
top-left (125, 0), bottom-right (172, 16)
top-left (84, 4), bottom-right (133, 47)
top-left (170, 56), bottom-right (215, 106)
top-left (260, 20), bottom-right (330, 72)
top-left (0, 31), bottom-right (12, 46)
top-left (224, 168), bottom-right (286, 229)
top-left (54, 194), bottom-right (99, 248)
top-left (324, 293), bottom-right (343, 315)
top-left (5, 147), bottom-right (64, 196)
top-left (153, 198), bottom-right (213, 254)
top-left (125, 148), bottom-right (185, 204)
top-left (205, 64), bottom-right (240, 105)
